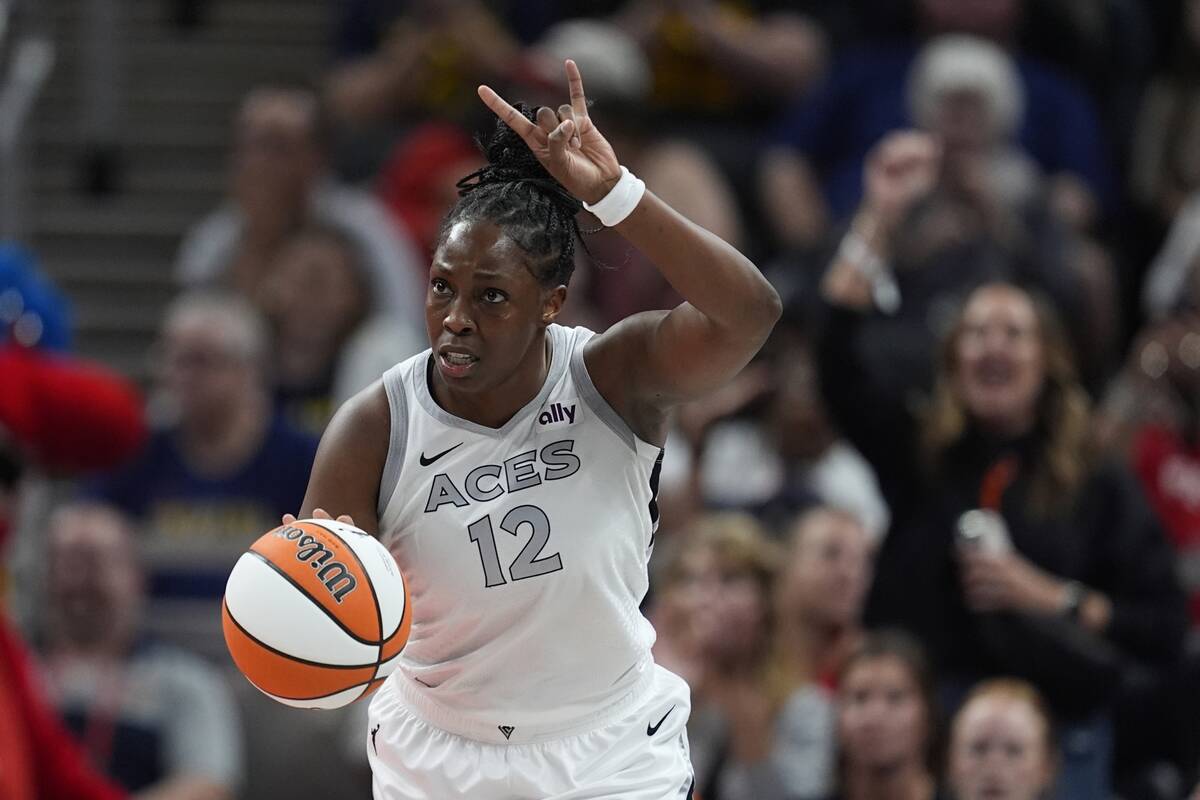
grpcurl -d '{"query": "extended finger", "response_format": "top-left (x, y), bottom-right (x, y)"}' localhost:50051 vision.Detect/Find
top-left (536, 105), bottom-right (558, 136)
top-left (281, 514), bottom-right (297, 525)
top-left (312, 508), bottom-right (333, 519)
top-left (565, 59), bottom-right (589, 120)
top-left (547, 118), bottom-right (574, 159)
top-left (477, 85), bottom-right (542, 146)
top-left (557, 104), bottom-right (581, 148)
top-left (336, 514), bottom-right (356, 525)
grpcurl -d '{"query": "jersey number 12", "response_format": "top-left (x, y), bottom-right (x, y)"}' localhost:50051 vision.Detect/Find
top-left (467, 505), bottom-right (563, 587)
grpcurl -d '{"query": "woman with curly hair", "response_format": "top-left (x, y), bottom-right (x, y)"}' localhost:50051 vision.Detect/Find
top-left (818, 133), bottom-right (1187, 800)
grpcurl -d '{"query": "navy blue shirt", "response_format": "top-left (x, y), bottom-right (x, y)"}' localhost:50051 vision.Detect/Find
top-left (87, 414), bottom-right (317, 598)
top-left (771, 44), bottom-right (1114, 219)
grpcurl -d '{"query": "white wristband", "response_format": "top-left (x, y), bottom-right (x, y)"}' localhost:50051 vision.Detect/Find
top-left (837, 230), bottom-right (901, 314)
top-left (582, 166), bottom-right (645, 227)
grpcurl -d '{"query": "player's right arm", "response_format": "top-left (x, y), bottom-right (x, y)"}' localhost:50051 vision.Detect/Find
top-left (292, 382), bottom-right (391, 536)
top-left (479, 61), bottom-right (782, 445)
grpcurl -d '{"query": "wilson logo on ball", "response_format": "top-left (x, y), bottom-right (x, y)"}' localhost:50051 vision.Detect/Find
top-left (275, 525), bottom-right (358, 603)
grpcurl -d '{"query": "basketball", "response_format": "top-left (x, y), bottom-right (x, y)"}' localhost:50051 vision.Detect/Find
top-left (222, 518), bottom-right (411, 709)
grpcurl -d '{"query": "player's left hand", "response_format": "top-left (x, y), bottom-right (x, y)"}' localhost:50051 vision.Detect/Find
top-left (477, 59), bottom-right (622, 205)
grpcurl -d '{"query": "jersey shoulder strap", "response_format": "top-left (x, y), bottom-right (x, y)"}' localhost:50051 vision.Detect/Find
top-left (377, 354), bottom-right (421, 521)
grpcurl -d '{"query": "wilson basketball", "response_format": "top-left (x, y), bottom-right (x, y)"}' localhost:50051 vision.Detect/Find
top-left (222, 518), bottom-right (411, 709)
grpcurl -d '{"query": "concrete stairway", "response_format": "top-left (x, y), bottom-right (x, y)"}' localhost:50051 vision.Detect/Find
top-left (29, 0), bottom-right (332, 378)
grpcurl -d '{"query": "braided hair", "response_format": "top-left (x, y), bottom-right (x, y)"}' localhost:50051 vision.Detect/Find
top-left (442, 103), bottom-right (586, 288)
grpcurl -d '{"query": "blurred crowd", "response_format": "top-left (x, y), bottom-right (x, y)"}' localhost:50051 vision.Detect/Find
top-left (6, 0), bottom-right (1200, 798)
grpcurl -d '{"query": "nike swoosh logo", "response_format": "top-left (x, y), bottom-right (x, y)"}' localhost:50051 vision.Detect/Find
top-left (419, 442), bottom-right (464, 467)
top-left (647, 704), bottom-right (676, 736)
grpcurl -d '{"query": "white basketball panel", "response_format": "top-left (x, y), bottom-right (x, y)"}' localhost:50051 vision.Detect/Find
top-left (258, 681), bottom-right (368, 710)
top-left (224, 552), bottom-right (378, 667)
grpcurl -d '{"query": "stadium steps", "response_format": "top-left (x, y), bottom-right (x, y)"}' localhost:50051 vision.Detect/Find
top-left (27, 0), bottom-right (331, 379)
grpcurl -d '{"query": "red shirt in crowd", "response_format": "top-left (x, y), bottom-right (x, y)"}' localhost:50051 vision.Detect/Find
top-left (0, 344), bottom-right (145, 474)
top-left (0, 343), bottom-right (145, 799)
top-left (1133, 425), bottom-right (1200, 626)
top-left (0, 617), bottom-right (126, 800)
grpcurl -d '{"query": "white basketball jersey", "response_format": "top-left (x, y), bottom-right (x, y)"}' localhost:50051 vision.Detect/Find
top-left (376, 324), bottom-right (662, 736)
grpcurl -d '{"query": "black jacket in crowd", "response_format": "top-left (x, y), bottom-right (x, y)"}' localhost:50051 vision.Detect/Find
top-left (817, 303), bottom-right (1189, 719)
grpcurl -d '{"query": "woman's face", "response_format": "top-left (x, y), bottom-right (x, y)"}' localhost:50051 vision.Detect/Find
top-left (676, 545), bottom-right (770, 664)
top-left (268, 235), bottom-right (367, 347)
top-left (952, 286), bottom-right (1045, 436)
top-left (426, 219), bottom-right (563, 394)
top-left (949, 695), bottom-right (1053, 800)
top-left (839, 655), bottom-right (928, 772)
top-left (779, 513), bottom-right (872, 629)
top-left (933, 88), bottom-right (993, 155)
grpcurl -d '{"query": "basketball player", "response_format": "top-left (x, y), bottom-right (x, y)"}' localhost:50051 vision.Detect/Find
top-left (290, 60), bottom-right (781, 798)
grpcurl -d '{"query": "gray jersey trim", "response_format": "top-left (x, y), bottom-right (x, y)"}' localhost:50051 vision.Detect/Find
top-left (412, 325), bottom-right (570, 437)
top-left (378, 363), bottom-right (409, 521)
top-left (569, 330), bottom-right (637, 453)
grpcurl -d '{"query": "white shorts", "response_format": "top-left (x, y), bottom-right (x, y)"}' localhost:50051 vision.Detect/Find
top-left (366, 664), bottom-right (694, 800)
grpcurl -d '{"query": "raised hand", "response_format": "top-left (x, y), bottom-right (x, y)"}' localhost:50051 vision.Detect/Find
top-left (863, 130), bottom-right (941, 232)
top-left (477, 59), bottom-right (621, 205)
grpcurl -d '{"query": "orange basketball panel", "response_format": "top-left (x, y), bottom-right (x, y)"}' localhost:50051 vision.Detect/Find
top-left (223, 601), bottom-right (377, 700)
top-left (250, 521), bottom-right (381, 642)
top-left (361, 677), bottom-right (387, 701)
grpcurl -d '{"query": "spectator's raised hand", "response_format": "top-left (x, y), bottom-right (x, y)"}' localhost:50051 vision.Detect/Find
top-left (863, 131), bottom-right (941, 233)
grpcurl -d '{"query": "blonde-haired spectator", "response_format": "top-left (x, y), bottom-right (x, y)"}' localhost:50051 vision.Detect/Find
top-left (652, 513), bottom-right (836, 800)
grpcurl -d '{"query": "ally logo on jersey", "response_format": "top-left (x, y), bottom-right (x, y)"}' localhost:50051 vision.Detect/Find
top-left (537, 401), bottom-right (577, 427)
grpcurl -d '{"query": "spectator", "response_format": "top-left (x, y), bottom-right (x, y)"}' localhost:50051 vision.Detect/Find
top-left (259, 225), bottom-right (423, 436)
top-left (324, 0), bottom-right (522, 127)
top-left (824, 630), bottom-right (947, 800)
top-left (674, 318), bottom-right (889, 537)
top-left (760, 0), bottom-right (1112, 253)
top-left (175, 86), bottom-right (424, 336)
top-left (88, 293), bottom-right (317, 655)
top-left (772, 43), bottom-right (1118, 379)
top-left (946, 679), bottom-right (1057, 800)
top-left (616, 0), bottom-right (827, 119)
top-left (375, 120), bottom-right (483, 264)
top-left (776, 507), bottom-right (875, 691)
top-left (815, 125), bottom-right (1091, 419)
top-left (1141, 191), bottom-right (1200, 320)
top-left (820, 261), bottom-right (1188, 797)
top-left (41, 502), bottom-right (242, 799)
top-left (652, 513), bottom-right (835, 800)
top-left (905, 38), bottom-right (1116, 379)
top-left (1107, 317), bottom-right (1200, 630)
top-left (1131, 0), bottom-right (1200, 228)
top-left (1096, 315), bottom-right (1200, 793)
top-left (0, 346), bottom-right (146, 800)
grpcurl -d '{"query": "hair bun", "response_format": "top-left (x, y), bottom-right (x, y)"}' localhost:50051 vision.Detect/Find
top-left (457, 102), bottom-right (582, 217)
top-left (481, 102), bottom-right (542, 172)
